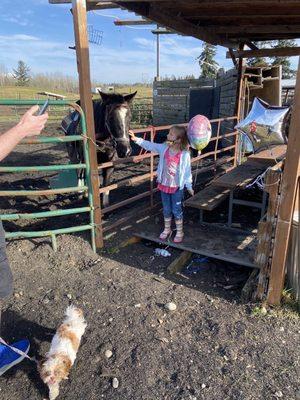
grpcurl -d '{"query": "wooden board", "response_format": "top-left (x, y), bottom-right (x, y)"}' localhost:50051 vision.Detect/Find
top-left (72, 0), bottom-right (103, 249)
top-left (212, 160), bottom-right (268, 189)
top-left (248, 145), bottom-right (287, 165)
top-left (135, 219), bottom-right (257, 268)
top-left (167, 251), bottom-right (193, 274)
top-left (184, 185), bottom-right (230, 211)
top-left (267, 60), bottom-right (300, 305)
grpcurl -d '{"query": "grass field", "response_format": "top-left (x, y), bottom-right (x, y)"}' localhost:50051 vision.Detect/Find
top-left (0, 85), bottom-right (152, 100)
top-left (0, 85), bottom-right (153, 126)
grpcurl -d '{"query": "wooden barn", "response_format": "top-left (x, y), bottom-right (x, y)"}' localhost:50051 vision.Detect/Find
top-left (48, 0), bottom-right (300, 306)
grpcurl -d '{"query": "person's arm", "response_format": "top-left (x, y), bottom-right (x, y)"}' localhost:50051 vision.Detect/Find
top-left (0, 105), bottom-right (48, 161)
top-left (129, 130), bottom-right (165, 154)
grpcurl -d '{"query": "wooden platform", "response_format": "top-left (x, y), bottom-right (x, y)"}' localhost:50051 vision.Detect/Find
top-left (184, 185), bottom-right (230, 211)
top-left (248, 145), bottom-right (287, 165)
top-left (212, 160), bottom-right (268, 189)
top-left (135, 220), bottom-right (257, 268)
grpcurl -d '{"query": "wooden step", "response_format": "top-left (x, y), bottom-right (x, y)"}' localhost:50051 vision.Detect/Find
top-left (185, 185), bottom-right (230, 211)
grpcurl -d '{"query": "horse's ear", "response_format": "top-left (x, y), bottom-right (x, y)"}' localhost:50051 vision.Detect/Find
top-left (98, 90), bottom-right (111, 103)
top-left (124, 91), bottom-right (137, 104)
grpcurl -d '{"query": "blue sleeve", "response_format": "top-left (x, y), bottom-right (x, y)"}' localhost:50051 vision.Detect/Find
top-left (135, 137), bottom-right (166, 154)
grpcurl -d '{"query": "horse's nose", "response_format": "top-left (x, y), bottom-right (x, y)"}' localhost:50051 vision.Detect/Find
top-left (126, 148), bottom-right (131, 157)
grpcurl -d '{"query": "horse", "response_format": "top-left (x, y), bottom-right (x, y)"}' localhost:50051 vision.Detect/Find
top-left (62, 90), bottom-right (137, 207)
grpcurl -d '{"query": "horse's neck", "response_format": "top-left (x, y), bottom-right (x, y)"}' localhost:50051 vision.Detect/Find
top-left (94, 101), bottom-right (109, 140)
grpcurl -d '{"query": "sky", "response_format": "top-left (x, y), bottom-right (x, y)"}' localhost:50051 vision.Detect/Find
top-left (0, 0), bottom-right (298, 84)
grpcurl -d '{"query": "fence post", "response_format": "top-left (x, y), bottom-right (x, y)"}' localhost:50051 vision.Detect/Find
top-left (233, 43), bottom-right (245, 167)
top-left (214, 120), bottom-right (221, 174)
top-left (267, 59), bottom-right (300, 305)
top-left (72, 0), bottom-right (103, 249)
top-left (150, 125), bottom-right (155, 207)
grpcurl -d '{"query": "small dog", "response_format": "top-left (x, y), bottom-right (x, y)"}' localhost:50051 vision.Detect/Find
top-left (38, 305), bottom-right (87, 400)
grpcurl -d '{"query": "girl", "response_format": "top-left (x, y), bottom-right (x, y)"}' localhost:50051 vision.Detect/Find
top-left (130, 125), bottom-right (194, 243)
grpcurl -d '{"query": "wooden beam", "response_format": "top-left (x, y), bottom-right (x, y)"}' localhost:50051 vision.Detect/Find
top-left (182, 5), bottom-right (300, 18)
top-left (267, 58), bottom-right (300, 305)
top-left (228, 48), bottom-right (238, 69)
top-left (114, 19), bottom-right (154, 25)
top-left (109, 1), bottom-right (237, 47)
top-left (234, 43), bottom-right (245, 165)
top-left (50, 0), bottom-right (121, 8)
top-left (231, 34), bottom-right (300, 42)
top-left (147, 4), bottom-right (236, 47)
top-left (213, 25), bottom-right (300, 34)
top-left (88, 2), bottom-right (121, 10)
top-left (167, 251), bottom-right (193, 274)
top-left (50, 0), bottom-right (100, 3)
top-left (96, 0), bottom-right (300, 3)
top-left (245, 41), bottom-right (259, 50)
top-left (227, 47), bottom-right (300, 59)
top-left (72, 0), bottom-right (103, 249)
top-left (151, 29), bottom-right (175, 35)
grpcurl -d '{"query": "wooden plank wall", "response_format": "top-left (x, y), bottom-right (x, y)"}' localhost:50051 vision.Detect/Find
top-left (153, 69), bottom-right (237, 125)
top-left (218, 69), bottom-right (238, 118)
top-left (286, 180), bottom-right (299, 306)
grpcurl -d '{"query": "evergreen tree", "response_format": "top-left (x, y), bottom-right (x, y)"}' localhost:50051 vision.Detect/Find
top-left (197, 43), bottom-right (219, 78)
top-left (271, 39), bottom-right (297, 79)
top-left (13, 60), bottom-right (31, 86)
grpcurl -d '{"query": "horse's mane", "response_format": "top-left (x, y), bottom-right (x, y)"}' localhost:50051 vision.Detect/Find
top-left (93, 100), bottom-right (107, 136)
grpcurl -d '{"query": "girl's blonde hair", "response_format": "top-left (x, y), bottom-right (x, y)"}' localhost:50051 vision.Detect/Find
top-left (169, 125), bottom-right (189, 151)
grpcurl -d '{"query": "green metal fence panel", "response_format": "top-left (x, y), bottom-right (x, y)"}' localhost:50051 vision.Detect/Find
top-left (0, 164), bottom-right (86, 172)
top-left (0, 99), bottom-right (96, 252)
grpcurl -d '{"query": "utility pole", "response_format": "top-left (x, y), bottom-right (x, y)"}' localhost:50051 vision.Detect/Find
top-left (156, 25), bottom-right (160, 81)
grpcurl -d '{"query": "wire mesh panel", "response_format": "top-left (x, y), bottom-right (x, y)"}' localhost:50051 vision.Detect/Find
top-left (87, 25), bottom-right (103, 46)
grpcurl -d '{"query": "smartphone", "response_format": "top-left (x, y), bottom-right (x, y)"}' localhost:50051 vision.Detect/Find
top-left (37, 99), bottom-right (49, 115)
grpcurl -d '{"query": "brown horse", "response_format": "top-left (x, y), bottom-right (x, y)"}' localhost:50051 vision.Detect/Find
top-left (63, 90), bottom-right (137, 206)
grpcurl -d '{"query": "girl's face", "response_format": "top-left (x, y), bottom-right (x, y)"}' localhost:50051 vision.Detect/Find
top-left (167, 128), bottom-right (178, 142)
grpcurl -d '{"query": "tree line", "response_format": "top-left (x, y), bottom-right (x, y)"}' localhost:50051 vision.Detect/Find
top-left (198, 40), bottom-right (297, 79)
top-left (0, 61), bottom-right (152, 93)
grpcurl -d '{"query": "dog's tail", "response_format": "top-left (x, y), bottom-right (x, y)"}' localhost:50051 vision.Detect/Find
top-left (65, 305), bottom-right (84, 321)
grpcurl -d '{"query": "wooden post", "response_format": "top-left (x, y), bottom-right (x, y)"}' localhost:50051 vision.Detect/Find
top-left (256, 166), bottom-right (282, 300)
top-left (233, 43), bottom-right (245, 167)
top-left (150, 126), bottom-right (154, 207)
top-left (72, 0), bottom-right (103, 249)
top-left (267, 58), bottom-right (300, 305)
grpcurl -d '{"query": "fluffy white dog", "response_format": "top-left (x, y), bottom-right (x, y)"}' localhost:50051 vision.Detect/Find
top-left (38, 305), bottom-right (87, 400)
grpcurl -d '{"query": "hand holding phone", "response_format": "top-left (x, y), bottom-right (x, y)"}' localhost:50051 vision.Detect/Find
top-left (38, 100), bottom-right (49, 115)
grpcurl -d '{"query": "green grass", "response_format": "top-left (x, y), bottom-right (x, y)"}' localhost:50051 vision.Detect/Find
top-left (0, 85), bottom-right (153, 127)
top-left (0, 85), bottom-right (152, 100)
top-left (0, 86), bottom-right (78, 100)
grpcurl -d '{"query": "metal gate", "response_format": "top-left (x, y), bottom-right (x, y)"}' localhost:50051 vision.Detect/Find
top-left (0, 99), bottom-right (96, 252)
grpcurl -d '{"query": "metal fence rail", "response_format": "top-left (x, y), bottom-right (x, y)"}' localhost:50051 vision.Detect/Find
top-left (0, 99), bottom-right (96, 252)
top-left (98, 116), bottom-right (239, 227)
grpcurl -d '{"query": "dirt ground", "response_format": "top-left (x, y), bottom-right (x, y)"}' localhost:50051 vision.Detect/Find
top-left (0, 122), bottom-right (299, 400)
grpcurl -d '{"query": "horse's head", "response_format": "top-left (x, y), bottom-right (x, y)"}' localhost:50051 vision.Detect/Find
top-left (99, 90), bottom-right (137, 158)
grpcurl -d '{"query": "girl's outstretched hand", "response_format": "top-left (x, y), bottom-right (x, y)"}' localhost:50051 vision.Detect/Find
top-left (129, 130), bottom-right (137, 142)
top-left (188, 189), bottom-right (194, 197)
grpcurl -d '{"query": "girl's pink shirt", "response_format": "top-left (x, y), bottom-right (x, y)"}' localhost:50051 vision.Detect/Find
top-left (158, 147), bottom-right (182, 194)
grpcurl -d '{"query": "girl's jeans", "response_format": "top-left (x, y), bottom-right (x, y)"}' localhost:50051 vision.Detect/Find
top-left (160, 189), bottom-right (183, 220)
